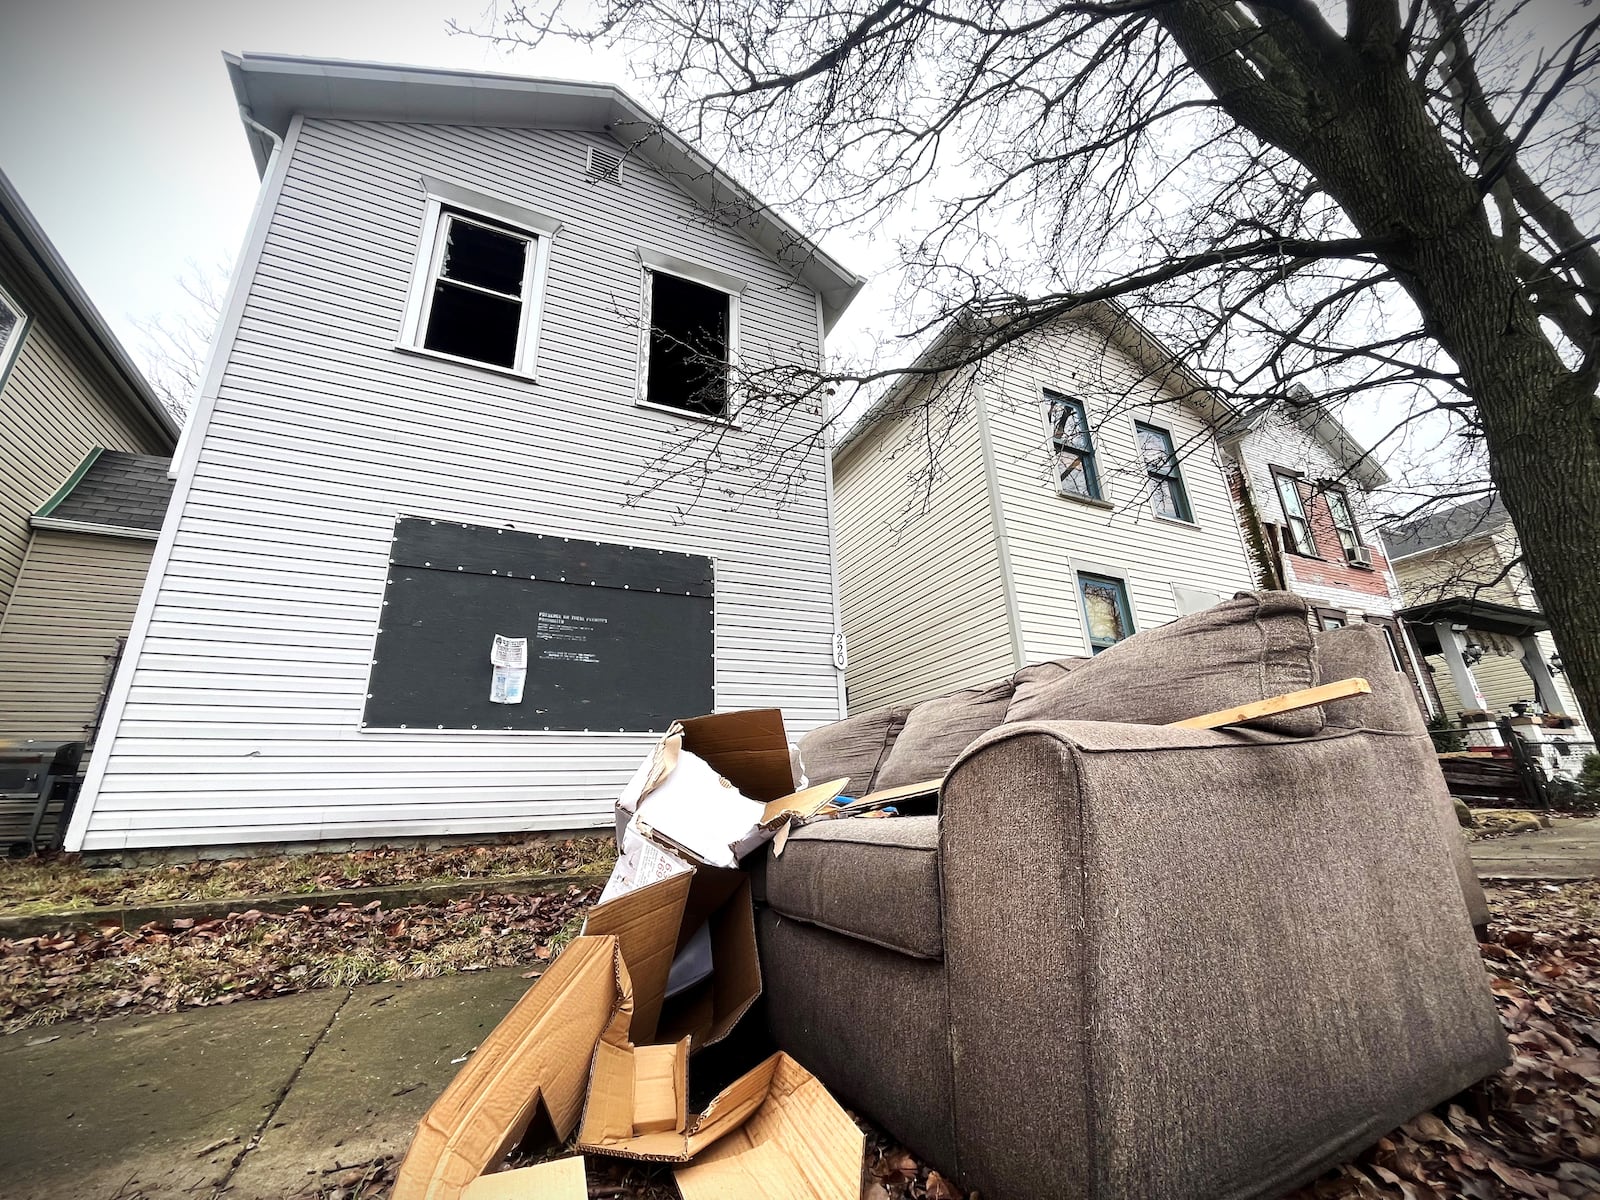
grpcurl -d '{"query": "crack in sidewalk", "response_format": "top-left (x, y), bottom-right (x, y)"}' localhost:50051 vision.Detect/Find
top-left (213, 987), bottom-right (354, 1195)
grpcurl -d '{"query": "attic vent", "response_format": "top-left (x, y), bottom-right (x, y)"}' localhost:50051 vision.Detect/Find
top-left (586, 147), bottom-right (623, 185)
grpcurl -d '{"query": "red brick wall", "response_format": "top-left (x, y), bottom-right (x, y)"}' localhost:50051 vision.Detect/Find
top-left (1284, 482), bottom-right (1395, 601)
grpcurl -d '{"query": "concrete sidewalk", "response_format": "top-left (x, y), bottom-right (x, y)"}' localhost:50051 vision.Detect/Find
top-left (1470, 815), bottom-right (1600, 881)
top-left (0, 967), bottom-right (536, 1200)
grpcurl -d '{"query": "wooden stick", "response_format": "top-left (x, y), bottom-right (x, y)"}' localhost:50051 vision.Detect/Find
top-left (1168, 677), bottom-right (1370, 730)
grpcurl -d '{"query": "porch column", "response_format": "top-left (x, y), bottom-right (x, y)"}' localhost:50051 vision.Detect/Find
top-left (1434, 621), bottom-right (1488, 712)
top-left (1518, 635), bottom-right (1564, 715)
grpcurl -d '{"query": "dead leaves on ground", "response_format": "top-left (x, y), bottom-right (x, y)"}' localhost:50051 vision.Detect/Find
top-left (0, 887), bottom-right (596, 1033)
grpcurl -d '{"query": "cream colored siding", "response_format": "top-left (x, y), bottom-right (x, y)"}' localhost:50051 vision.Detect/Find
top-left (0, 531), bottom-right (151, 743)
top-left (77, 118), bottom-right (841, 851)
top-left (982, 321), bottom-right (1257, 659)
top-left (833, 380), bottom-right (1012, 710)
top-left (0, 241), bottom-right (170, 612)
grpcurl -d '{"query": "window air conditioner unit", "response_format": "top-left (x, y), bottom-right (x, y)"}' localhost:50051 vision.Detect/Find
top-left (1345, 545), bottom-right (1374, 568)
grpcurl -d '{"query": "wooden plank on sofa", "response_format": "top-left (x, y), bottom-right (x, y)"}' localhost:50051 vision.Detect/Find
top-left (1169, 677), bottom-right (1371, 731)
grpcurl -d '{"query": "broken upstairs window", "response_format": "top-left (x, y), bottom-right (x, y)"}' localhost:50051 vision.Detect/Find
top-left (644, 270), bottom-right (731, 418)
top-left (420, 211), bottom-right (534, 370)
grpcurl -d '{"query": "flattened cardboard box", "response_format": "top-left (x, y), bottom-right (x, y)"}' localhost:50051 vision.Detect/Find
top-left (393, 937), bottom-right (632, 1200)
top-left (399, 935), bottom-right (862, 1199)
top-left (460, 1156), bottom-right (586, 1198)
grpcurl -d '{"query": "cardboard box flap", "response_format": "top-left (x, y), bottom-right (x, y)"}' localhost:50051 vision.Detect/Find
top-left (577, 1044), bottom-right (780, 1163)
top-left (395, 937), bottom-right (632, 1200)
top-left (757, 778), bottom-right (850, 828)
top-left (675, 1054), bottom-right (866, 1200)
top-left (658, 875), bottom-right (759, 1049)
top-left (583, 871), bottom-right (694, 1044)
top-left (676, 709), bottom-right (795, 802)
top-left (460, 1157), bottom-right (587, 1198)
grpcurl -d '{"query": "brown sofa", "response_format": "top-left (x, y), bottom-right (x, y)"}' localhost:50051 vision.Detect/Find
top-left (760, 593), bottom-right (1507, 1200)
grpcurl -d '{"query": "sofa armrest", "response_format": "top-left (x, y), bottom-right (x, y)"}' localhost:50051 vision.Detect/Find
top-left (937, 720), bottom-right (1508, 1200)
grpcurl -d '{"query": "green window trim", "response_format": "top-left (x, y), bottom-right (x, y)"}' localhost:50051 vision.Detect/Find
top-left (1045, 391), bottom-right (1101, 500)
top-left (1134, 421), bottom-right (1192, 523)
top-left (1077, 571), bottom-right (1135, 653)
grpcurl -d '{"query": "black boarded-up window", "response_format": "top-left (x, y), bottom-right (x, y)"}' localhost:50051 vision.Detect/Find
top-left (363, 519), bottom-right (715, 732)
top-left (646, 271), bottom-right (730, 418)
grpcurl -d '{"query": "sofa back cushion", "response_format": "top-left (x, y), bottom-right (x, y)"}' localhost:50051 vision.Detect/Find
top-left (1002, 590), bottom-right (1325, 735)
top-left (874, 677), bottom-right (1016, 789)
top-left (1005, 657), bottom-right (1090, 723)
top-left (797, 704), bottom-right (911, 796)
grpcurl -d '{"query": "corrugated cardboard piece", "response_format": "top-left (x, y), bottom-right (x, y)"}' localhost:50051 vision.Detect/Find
top-left (394, 937), bottom-right (631, 1200)
top-left (675, 1054), bottom-right (865, 1200)
top-left (459, 1157), bottom-right (586, 1198)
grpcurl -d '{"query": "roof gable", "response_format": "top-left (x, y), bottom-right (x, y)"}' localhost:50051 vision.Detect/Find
top-left (225, 53), bottom-right (863, 332)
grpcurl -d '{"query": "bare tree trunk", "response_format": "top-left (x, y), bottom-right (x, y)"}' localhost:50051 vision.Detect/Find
top-left (1161, 6), bottom-right (1600, 727)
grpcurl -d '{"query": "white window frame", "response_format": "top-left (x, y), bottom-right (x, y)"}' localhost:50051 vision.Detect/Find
top-left (636, 247), bottom-right (745, 424)
top-left (0, 280), bottom-right (30, 389)
top-left (396, 177), bottom-right (561, 380)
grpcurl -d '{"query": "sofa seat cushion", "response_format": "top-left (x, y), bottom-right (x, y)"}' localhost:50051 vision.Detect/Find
top-left (1002, 590), bottom-right (1325, 735)
top-left (874, 678), bottom-right (1016, 789)
top-left (798, 705), bottom-right (911, 796)
top-left (763, 815), bottom-right (942, 960)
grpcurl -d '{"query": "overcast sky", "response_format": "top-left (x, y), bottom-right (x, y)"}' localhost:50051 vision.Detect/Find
top-left (0, 1), bottom-right (654, 352)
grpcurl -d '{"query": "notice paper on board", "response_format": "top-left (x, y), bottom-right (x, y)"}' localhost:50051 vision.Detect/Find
top-left (490, 634), bottom-right (528, 704)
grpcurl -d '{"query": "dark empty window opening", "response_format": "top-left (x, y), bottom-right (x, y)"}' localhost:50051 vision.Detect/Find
top-left (646, 271), bottom-right (730, 418)
top-left (421, 211), bottom-right (533, 370)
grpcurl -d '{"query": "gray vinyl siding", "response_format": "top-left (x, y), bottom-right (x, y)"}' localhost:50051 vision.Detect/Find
top-left (79, 117), bottom-right (840, 850)
top-left (0, 530), bottom-right (150, 744)
top-left (982, 320), bottom-right (1257, 659)
top-left (833, 378), bottom-right (1014, 710)
top-left (0, 239), bottom-right (171, 613)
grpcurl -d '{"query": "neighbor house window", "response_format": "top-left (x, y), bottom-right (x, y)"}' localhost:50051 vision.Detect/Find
top-left (0, 282), bottom-right (27, 382)
top-left (1045, 392), bottom-right (1101, 499)
top-left (1272, 467), bottom-right (1317, 555)
top-left (1324, 487), bottom-right (1364, 556)
top-left (640, 265), bottom-right (737, 419)
top-left (399, 180), bottom-right (559, 376)
top-left (1134, 422), bottom-right (1192, 522)
top-left (1077, 572), bottom-right (1135, 653)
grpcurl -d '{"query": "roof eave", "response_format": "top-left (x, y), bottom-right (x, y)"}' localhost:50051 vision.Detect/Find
top-left (225, 52), bottom-right (864, 330)
top-left (0, 172), bottom-right (179, 444)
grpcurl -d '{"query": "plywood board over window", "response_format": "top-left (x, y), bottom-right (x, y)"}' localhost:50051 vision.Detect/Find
top-left (364, 518), bottom-right (715, 733)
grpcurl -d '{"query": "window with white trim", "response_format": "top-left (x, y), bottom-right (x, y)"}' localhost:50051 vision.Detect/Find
top-left (398, 181), bottom-right (558, 377)
top-left (1271, 466), bottom-right (1316, 555)
top-left (641, 267), bottom-right (735, 419)
top-left (1134, 421), bottom-right (1193, 522)
top-left (1044, 391), bottom-right (1101, 499)
top-left (0, 282), bottom-right (27, 380)
top-left (1324, 487), bottom-right (1364, 555)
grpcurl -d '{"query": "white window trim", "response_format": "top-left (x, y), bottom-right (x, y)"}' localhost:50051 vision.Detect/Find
top-left (1038, 383), bottom-right (1113, 506)
top-left (1067, 558), bottom-right (1141, 656)
top-left (0, 280), bottom-right (31, 390)
top-left (396, 178), bottom-right (561, 381)
top-left (1127, 413), bottom-right (1199, 527)
top-left (635, 248), bottom-right (744, 423)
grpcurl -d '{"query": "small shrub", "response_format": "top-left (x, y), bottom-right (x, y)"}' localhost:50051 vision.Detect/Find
top-left (1427, 713), bottom-right (1466, 754)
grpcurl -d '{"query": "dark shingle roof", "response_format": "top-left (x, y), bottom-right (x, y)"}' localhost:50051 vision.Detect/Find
top-left (37, 451), bottom-right (173, 533)
top-left (1383, 494), bottom-right (1510, 558)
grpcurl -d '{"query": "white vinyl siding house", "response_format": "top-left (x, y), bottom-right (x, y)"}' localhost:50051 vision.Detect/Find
top-left (833, 310), bottom-right (1260, 708)
top-left (68, 57), bottom-right (861, 852)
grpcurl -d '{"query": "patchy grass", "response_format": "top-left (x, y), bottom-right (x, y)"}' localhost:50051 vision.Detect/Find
top-left (0, 886), bottom-right (597, 1034)
top-left (0, 837), bottom-right (615, 917)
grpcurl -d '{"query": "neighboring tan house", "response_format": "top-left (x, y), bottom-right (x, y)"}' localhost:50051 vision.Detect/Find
top-left (68, 54), bottom-right (862, 854)
top-left (1218, 389), bottom-right (1432, 710)
top-left (0, 171), bottom-right (178, 767)
top-left (1385, 496), bottom-right (1585, 728)
top-left (833, 305), bottom-right (1259, 711)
